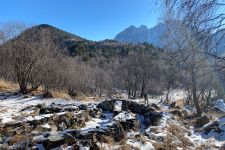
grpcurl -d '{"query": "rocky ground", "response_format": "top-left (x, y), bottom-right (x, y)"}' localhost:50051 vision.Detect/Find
top-left (0, 92), bottom-right (225, 150)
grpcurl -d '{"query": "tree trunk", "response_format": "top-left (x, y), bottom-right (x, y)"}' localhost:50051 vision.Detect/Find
top-left (192, 70), bottom-right (202, 117)
top-left (140, 76), bottom-right (146, 98)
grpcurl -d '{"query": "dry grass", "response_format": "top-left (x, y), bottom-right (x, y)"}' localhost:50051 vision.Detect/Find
top-left (175, 98), bottom-right (185, 109)
top-left (152, 142), bottom-right (166, 150)
top-left (51, 90), bottom-right (72, 99)
top-left (0, 79), bottom-right (43, 96)
top-left (0, 79), bottom-right (19, 93)
top-left (150, 127), bottom-right (160, 134)
top-left (66, 111), bottom-right (74, 118)
top-left (99, 136), bottom-right (116, 147)
top-left (61, 144), bottom-right (69, 149)
top-left (30, 87), bottom-right (44, 96)
top-left (195, 128), bottom-right (204, 133)
top-left (167, 123), bottom-right (193, 148)
top-left (183, 119), bottom-right (197, 127)
top-left (5, 126), bottom-right (14, 133)
top-left (12, 112), bottom-right (29, 120)
top-left (207, 111), bottom-right (224, 122)
top-left (7, 134), bottom-right (26, 146)
top-left (0, 107), bottom-right (8, 113)
top-left (118, 145), bottom-right (141, 150)
top-left (195, 141), bottom-right (221, 150)
top-left (134, 135), bottom-right (148, 145)
top-left (76, 95), bottom-right (99, 102)
top-left (152, 120), bottom-right (194, 149)
top-left (2, 143), bottom-right (8, 150)
top-left (31, 107), bottom-right (40, 117)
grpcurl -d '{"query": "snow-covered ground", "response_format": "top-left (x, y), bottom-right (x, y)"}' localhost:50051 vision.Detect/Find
top-left (0, 90), bottom-right (225, 149)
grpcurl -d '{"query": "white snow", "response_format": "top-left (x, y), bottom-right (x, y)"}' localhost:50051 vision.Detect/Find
top-left (1, 91), bottom-right (225, 149)
top-left (127, 139), bottom-right (155, 150)
top-left (41, 123), bottom-right (51, 129)
top-left (80, 112), bottom-right (113, 133)
top-left (0, 94), bottom-right (96, 124)
top-left (114, 101), bottom-right (122, 111)
top-left (113, 111), bottom-right (135, 122)
top-left (214, 99), bottom-right (225, 112)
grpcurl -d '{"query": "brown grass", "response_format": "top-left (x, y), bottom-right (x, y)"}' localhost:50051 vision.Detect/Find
top-left (66, 111), bottom-right (74, 118)
top-left (118, 138), bottom-right (127, 145)
top-left (167, 123), bottom-right (193, 148)
top-left (152, 142), bottom-right (166, 150)
top-left (118, 145), bottom-right (141, 150)
top-left (0, 79), bottom-right (19, 93)
top-left (5, 126), bottom-right (14, 133)
top-left (76, 95), bottom-right (99, 102)
top-left (31, 107), bottom-right (40, 117)
top-left (0, 79), bottom-right (43, 96)
top-left (175, 98), bottom-right (185, 109)
top-left (0, 107), bottom-right (8, 113)
top-left (12, 112), bottom-right (29, 120)
top-left (51, 90), bottom-right (72, 99)
top-left (195, 128), bottom-right (204, 133)
top-left (150, 127), bottom-right (160, 134)
top-left (195, 142), bottom-right (221, 150)
top-left (134, 135), bottom-right (148, 145)
top-left (7, 134), bottom-right (26, 146)
top-left (2, 143), bottom-right (8, 150)
top-left (61, 144), bottom-right (69, 149)
top-left (99, 136), bottom-right (117, 147)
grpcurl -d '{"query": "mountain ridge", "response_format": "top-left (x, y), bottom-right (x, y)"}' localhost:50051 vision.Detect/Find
top-left (114, 23), bottom-right (166, 47)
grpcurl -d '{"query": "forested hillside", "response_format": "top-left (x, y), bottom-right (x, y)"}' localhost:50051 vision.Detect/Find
top-left (0, 22), bottom-right (164, 99)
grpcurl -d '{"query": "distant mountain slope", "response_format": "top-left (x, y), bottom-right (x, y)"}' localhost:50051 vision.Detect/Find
top-left (36, 24), bottom-right (86, 42)
top-left (2, 24), bottom-right (162, 61)
top-left (114, 22), bottom-right (225, 55)
top-left (114, 23), bottom-right (167, 47)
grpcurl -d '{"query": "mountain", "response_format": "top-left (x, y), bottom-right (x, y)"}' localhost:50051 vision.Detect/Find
top-left (114, 23), bottom-right (167, 47)
top-left (35, 24), bottom-right (86, 42)
top-left (2, 24), bottom-right (162, 61)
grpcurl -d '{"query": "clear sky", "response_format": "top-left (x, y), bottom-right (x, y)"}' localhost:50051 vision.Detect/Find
top-left (0, 0), bottom-right (159, 41)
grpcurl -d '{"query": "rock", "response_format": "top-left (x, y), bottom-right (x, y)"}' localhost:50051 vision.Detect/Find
top-left (43, 132), bottom-right (64, 149)
top-left (151, 103), bottom-right (160, 110)
top-left (49, 124), bottom-right (57, 132)
top-left (195, 115), bottom-right (209, 127)
top-left (23, 95), bottom-right (29, 98)
top-left (181, 110), bottom-right (188, 116)
top-left (101, 114), bottom-right (106, 118)
top-left (40, 106), bottom-right (62, 114)
top-left (37, 103), bottom-right (46, 109)
top-left (42, 91), bottom-right (53, 98)
top-left (64, 134), bottom-right (77, 145)
top-left (174, 105), bottom-right (180, 109)
top-left (169, 102), bottom-right (176, 108)
top-left (144, 111), bottom-right (163, 126)
top-left (14, 127), bottom-right (24, 135)
top-left (212, 106), bottom-right (225, 115)
top-left (101, 100), bottom-right (115, 112)
top-left (40, 108), bottom-right (47, 114)
top-left (0, 137), bottom-right (3, 144)
top-left (79, 104), bottom-right (88, 111)
top-left (90, 142), bottom-right (101, 150)
top-left (113, 122), bottom-right (125, 142)
top-left (146, 133), bottom-right (164, 141)
top-left (35, 124), bottom-right (52, 133)
top-left (58, 122), bottom-right (67, 131)
top-left (170, 110), bottom-right (182, 117)
top-left (203, 121), bottom-right (221, 134)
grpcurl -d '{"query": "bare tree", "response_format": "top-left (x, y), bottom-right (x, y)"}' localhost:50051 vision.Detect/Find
top-left (0, 21), bottom-right (58, 94)
top-left (158, 0), bottom-right (225, 67)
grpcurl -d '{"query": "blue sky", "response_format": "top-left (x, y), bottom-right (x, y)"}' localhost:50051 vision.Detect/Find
top-left (0, 0), bottom-right (159, 41)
